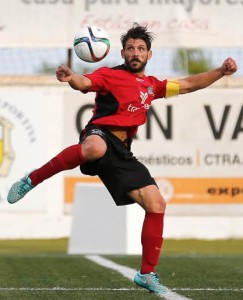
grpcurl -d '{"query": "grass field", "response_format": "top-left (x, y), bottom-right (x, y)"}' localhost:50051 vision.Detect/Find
top-left (0, 239), bottom-right (242, 300)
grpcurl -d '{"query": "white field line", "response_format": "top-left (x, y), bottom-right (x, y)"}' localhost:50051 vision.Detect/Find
top-left (0, 255), bottom-right (242, 295)
top-left (0, 287), bottom-right (243, 292)
top-left (176, 288), bottom-right (243, 291)
top-left (0, 287), bottom-right (138, 291)
top-left (86, 255), bottom-right (193, 300)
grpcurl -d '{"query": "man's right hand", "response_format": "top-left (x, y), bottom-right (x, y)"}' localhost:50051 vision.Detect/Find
top-left (56, 65), bottom-right (74, 82)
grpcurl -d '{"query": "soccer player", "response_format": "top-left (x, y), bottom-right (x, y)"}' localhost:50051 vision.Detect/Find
top-left (7, 24), bottom-right (237, 294)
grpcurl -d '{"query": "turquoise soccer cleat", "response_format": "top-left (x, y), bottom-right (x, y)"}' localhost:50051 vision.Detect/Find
top-left (134, 271), bottom-right (167, 294)
top-left (7, 173), bottom-right (35, 204)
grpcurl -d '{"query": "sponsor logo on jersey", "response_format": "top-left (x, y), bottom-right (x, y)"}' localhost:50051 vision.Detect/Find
top-left (139, 91), bottom-right (151, 110)
top-left (127, 104), bottom-right (140, 112)
top-left (140, 91), bottom-right (148, 104)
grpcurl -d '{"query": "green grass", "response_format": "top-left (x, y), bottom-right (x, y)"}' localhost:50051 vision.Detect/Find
top-left (0, 239), bottom-right (242, 300)
top-left (162, 238), bottom-right (243, 255)
top-left (0, 238), bottom-right (67, 255)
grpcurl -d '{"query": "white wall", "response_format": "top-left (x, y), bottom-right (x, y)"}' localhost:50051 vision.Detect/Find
top-left (0, 77), bottom-right (243, 243)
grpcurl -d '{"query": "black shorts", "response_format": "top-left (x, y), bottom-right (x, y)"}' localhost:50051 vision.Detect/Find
top-left (79, 125), bottom-right (156, 206)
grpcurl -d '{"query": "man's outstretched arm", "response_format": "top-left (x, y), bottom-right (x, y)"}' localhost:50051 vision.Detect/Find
top-left (56, 65), bottom-right (92, 91)
top-left (178, 57), bottom-right (237, 94)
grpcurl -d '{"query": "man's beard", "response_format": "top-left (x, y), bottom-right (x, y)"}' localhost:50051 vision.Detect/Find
top-left (124, 57), bottom-right (148, 73)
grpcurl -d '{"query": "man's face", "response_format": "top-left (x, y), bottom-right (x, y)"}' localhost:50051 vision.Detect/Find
top-left (121, 38), bottom-right (152, 74)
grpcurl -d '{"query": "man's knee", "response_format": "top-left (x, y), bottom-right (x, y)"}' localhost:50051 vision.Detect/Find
top-left (129, 185), bottom-right (166, 213)
top-left (82, 135), bottom-right (107, 161)
top-left (144, 194), bottom-right (166, 213)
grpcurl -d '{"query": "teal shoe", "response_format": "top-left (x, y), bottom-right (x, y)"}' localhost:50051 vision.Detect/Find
top-left (7, 173), bottom-right (35, 204)
top-left (134, 271), bottom-right (167, 294)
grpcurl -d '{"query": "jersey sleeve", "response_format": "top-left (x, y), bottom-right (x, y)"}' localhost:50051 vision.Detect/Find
top-left (152, 77), bottom-right (179, 99)
top-left (83, 67), bottom-right (112, 93)
top-left (152, 77), bottom-right (167, 99)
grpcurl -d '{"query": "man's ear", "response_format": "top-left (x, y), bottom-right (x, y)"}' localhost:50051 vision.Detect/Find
top-left (148, 50), bottom-right (152, 60)
top-left (121, 49), bottom-right (125, 59)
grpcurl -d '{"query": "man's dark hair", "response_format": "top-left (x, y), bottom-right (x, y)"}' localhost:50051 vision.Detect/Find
top-left (120, 23), bottom-right (155, 51)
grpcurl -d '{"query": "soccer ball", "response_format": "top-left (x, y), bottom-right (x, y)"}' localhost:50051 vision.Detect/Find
top-left (73, 26), bottom-right (110, 63)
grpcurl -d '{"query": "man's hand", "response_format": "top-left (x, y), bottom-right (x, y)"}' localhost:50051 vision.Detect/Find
top-left (56, 64), bottom-right (92, 90)
top-left (56, 65), bottom-right (74, 82)
top-left (220, 57), bottom-right (237, 76)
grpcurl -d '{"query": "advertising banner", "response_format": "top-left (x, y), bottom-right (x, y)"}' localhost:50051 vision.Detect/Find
top-left (0, 1), bottom-right (243, 48)
top-left (0, 87), bottom-right (60, 212)
top-left (1, 85), bottom-right (242, 214)
top-left (63, 88), bottom-right (243, 207)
